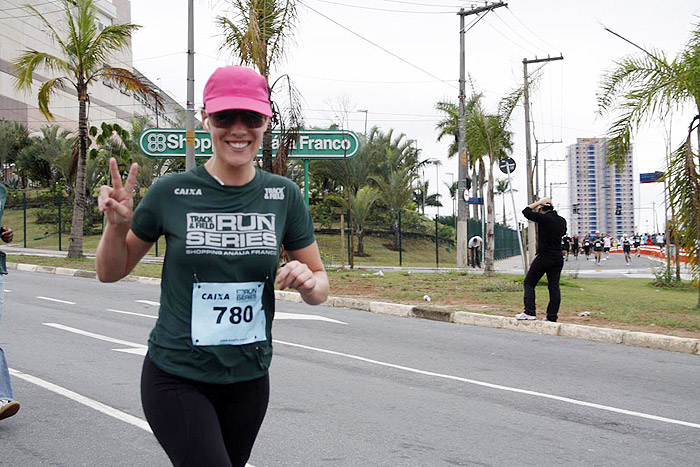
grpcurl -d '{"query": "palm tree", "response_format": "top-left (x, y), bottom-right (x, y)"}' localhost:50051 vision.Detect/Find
top-left (598, 23), bottom-right (700, 304)
top-left (370, 141), bottom-right (420, 250)
top-left (0, 120), bottom-right (31, 184)
top-left (327, 185), bottom-right (379, 256)
top-left (13, 0), bottom-right (159, 258)
top-left (218, 0), bottom-right (302, 175)
top-left (15, 125), bottom-right (74, 189)
top-left (495, 178), bottom-right (515, 225)
top-left (435, 101), bottom-right (459, 158)
top-left (463, 93), bottom-right (516, 276)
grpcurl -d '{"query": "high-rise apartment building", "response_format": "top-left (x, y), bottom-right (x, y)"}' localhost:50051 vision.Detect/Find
top-left (0, 0), bottom-right (182, 131)
top-left (567, 138), bottom-right (635, 237)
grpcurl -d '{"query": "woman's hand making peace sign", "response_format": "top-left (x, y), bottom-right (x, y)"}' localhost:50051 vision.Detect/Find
top-left (98, 157), bottom-right (139, 226)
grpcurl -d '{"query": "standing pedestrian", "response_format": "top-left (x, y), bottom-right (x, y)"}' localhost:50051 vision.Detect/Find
top-left (95, 66), bottom-right (329, 467)
top-left (468, 235), bottom-right (483, 268)
top-left (516, 197), bottom-right (567, 322)
top-left (0, 180), bottom-right (18, 422)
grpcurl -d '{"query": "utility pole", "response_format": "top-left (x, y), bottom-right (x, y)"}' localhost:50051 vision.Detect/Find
top-left (523, 54), bottom-right (563, 265)
top-left (185, 0), bottom-right (195, 171)
top-left (534, 139), bottom-right (561, 198)
top-left (543, 158), bottom-right (565, 198)
top-left (457, 1), bottom-right (507, 269)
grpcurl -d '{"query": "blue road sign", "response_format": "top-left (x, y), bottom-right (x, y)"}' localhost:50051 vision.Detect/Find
top-left (640, 171), bottom-right (664, 183)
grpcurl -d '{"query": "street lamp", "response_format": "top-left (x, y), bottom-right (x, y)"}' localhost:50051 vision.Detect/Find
top-left (357, 109), bottom-right (368, 138)
top-left (445, 171), bottom-right (455, 227)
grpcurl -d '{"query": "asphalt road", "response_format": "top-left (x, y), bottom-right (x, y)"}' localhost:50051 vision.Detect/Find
top-left (0, 270), bottom-right (698, 466)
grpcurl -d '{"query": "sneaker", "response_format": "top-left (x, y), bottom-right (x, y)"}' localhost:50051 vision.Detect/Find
top-left (0, 399), bottom-right (20, 421)
top-left (515, 312), bottom-right (536, 320)
top-left (542, 317), bottom-right (556, 322)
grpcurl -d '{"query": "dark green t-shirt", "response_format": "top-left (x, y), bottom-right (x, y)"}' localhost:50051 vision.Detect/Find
top-left (131, 166), bottom-right (315, 383)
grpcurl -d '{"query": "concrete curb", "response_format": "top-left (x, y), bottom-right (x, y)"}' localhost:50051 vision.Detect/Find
top-left (8, 262), bottom-right (700, 356)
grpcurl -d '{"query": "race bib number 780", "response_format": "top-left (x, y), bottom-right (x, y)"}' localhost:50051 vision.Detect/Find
top-left (191, 281), bottom-right (267, 346)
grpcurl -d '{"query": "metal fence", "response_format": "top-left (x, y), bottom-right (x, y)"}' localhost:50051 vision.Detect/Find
top-left (5, 190), bottom-right (522, 267)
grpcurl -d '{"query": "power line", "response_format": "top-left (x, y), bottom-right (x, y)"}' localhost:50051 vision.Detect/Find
top-left (0, 0), bottom-right (62, 12)
top-left (505, 7), bottom-right (559, 52)
top-left (492, 10), bottom-right (550, 56)
top-left (306, 0), bottom-right (455, 14)
top-left (289, 72), bottom-right (456, 85)
top-left (0, 6), bottom-right (65, 20)
top-left (376, 0), bottom-right (475, 7)
top-left (299, 1), bottom-right (458, 91)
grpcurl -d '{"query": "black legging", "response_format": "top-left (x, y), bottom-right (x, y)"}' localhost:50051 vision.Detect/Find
top-left (523, 254), bottom-right (564, 321)
top-left (141, 354), bottom-right (269, 467)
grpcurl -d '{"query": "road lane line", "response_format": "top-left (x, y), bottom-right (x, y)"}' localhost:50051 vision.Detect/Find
top-left (43, 323), bottom-right (147, 353)
top-left (274, 339), bottom-right (700, 430)
top-left (136, 300), bottom-right (160, 306)
top-left (8, 368), bottom-right (152, 433)
top-left (275, 312), bottom-right (347, 324)
top-left (108, 309), bottom-right (157, 319)
top-left (37, 296), bottom-right (76, 305)
top-left (26, 328), bottom-right (257, 467)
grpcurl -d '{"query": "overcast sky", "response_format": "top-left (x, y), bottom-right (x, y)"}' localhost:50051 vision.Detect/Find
top-left (130, 0), bottom-right (700, 234)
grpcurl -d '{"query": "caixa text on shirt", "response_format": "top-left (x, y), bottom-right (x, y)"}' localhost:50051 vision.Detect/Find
top-left (185, 212), bottom-right (277, 255)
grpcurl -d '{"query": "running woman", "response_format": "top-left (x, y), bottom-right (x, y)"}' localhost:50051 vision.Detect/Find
top-left (593, 231), bottom-right (603, 265)
top-left (561, 235), bottom-right (571, 261)
top-left (603, 234), bottom-right (611, 259)
top-left (572, 235), bottom-right (580, 259)
top-left (633, 233), bottom-right (642, 257)
top-left (582, 236), bottom-right (591, 260)
top-left (620, 233), bottom-right (632, 264)
top-left (96, 66), bottom-right (329, 467)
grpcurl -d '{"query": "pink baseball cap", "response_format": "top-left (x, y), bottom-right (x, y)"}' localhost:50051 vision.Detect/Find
top-left (203, 66), bottom-right (272, 117)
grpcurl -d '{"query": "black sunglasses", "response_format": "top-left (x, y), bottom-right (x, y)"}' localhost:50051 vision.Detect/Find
top-left (208, 110), bottom-right (266, 129)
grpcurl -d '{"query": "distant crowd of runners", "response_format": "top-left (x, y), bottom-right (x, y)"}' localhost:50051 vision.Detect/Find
top-left (560, 232), bottom-right (667, 265)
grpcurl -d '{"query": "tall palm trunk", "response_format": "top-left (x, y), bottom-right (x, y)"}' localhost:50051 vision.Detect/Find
top-left (502, 196), bottom-right (507, 225)
top-left (684, 115), bottom-right (700, 307)
top-left (356, 227), bottom-right (366, 256)
top-left (262, 128), bottom-right (273, 172)
top-left (391, 212), bottom-right (400, 251)
top-left (68, 90), bottom-right (88, 258)
top-left (484, 159), bottom-right (496, 276)
top-left (471, 166), bottom-right (478, 219)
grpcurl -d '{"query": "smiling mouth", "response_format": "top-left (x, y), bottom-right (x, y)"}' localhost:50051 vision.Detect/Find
top-left (227, 141), bottom-right (250, 149)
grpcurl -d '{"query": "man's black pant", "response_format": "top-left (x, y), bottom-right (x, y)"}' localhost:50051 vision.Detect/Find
top-left (523, 254), bottom-right (564, 321)
top-left (470, 246), bottom-right (481, 267)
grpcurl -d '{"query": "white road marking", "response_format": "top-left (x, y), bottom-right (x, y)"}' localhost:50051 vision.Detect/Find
top-left (43, 323), bottom-right (147, 354)
top-left (8, 368), bottom-right (152, 433)
top-left (136, 300), bottom-right (160, 307)
top-left (274, 339), bottom-right (700, 431)
top-left (108, 309), bottom-right (157, 319)
top-left (37, 296), bottom-right (75, 305)
top-left (275, 312), bottom-right (347, 325)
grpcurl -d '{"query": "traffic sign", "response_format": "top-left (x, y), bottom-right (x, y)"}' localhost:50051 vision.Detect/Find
top-left (498, 157), bottom-right (516, 174)
top-left (640, 171), bottom-right (664, 183)
top-left (138, 128), bottom-right (360, 159)
top-left (467, 197), bottom-right (483, 205)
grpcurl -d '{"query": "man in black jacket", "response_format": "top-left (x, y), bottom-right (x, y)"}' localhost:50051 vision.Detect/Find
top-left (516, 197), bottom-right (567, 322)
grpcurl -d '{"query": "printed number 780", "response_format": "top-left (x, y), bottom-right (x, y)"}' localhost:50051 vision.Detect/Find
top-left (214, 306), bottom-right (254, 324)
